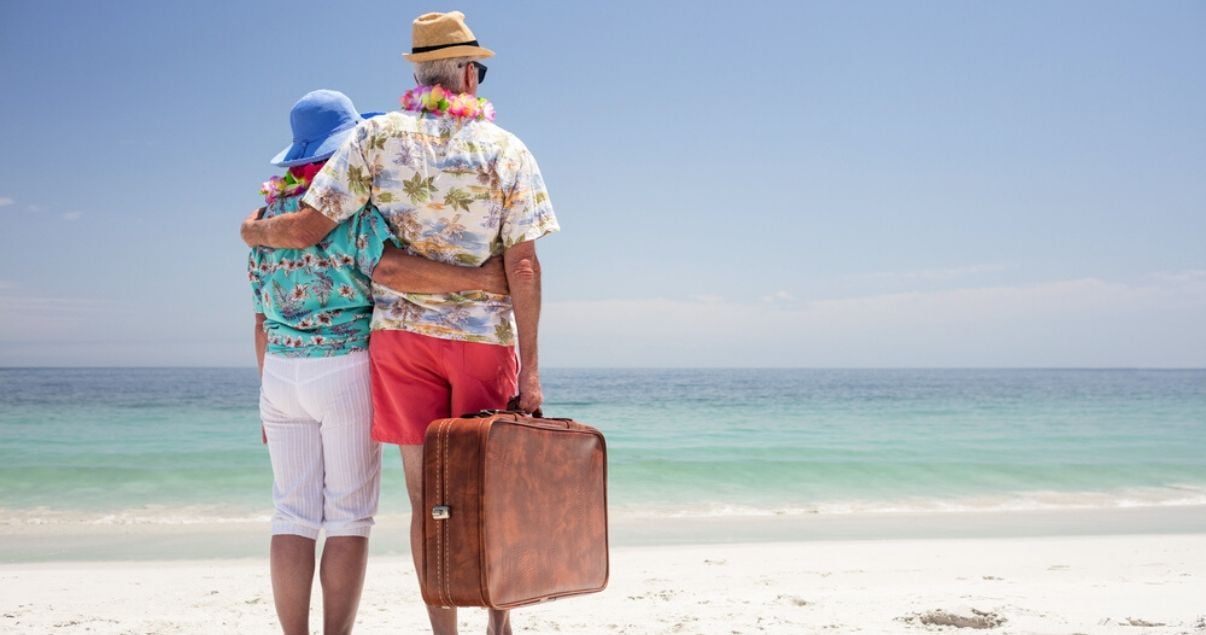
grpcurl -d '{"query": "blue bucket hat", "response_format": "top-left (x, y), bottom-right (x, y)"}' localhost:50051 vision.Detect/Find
top-left (270, 90), bottom-right (382, 167)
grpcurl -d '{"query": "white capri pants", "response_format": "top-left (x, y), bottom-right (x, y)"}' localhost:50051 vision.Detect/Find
top-left (260, 351), bottom-right (381, 539)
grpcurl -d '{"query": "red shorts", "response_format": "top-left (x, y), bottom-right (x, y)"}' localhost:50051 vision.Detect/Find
top-left (369, 330), bottom-right (518, 445)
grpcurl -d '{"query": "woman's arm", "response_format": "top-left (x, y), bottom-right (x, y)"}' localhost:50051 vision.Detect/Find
top-left (254, 313), bottom-right (267, 375)
top-left (372, 244), bottom-right (509, 295)
top-left (254, 313), bottom-right (268, 444)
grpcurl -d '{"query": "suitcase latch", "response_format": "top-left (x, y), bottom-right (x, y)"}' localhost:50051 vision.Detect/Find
top-left (432, 505), bottom-right (451, 520)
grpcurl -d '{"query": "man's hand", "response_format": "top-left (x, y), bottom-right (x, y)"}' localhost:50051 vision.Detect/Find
top-left (477, 256), bottom-right (509, 295)
top-left (517, 368), bottom-right (543, 414)
top-left (241, 207), bottom-right (266, 247)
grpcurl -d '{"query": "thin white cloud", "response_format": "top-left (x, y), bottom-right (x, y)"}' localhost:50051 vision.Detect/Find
top-left (62, 211), bottom-right (83, 221)
top-left (0, 196), bottom-right (13, 207)
top-left (847, 264), bottom-right (1012, 282)
top-left (0, 295), bottom-right (102, 312)
top-left (760, 290), bottom-right (796, 303)
top-left (0, 295), bottom-right (118, 338)
top-left (1149, 269), bottom-right (1206, 283)
top-left (541, 273), bottom-right (1206, 368)
top-left (27, 204), bottom-right (40, 212)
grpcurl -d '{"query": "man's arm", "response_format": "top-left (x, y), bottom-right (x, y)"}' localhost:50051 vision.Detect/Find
top-left (373, 244), bottom-right (510, 295)
top-left (504, 240), bottom-right (542, 413)
top-left (240, 205), bottom-right (337, 249)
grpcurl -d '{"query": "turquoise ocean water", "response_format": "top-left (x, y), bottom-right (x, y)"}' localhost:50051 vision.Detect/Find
top-left (2, 368), bottom-right (1204, 529)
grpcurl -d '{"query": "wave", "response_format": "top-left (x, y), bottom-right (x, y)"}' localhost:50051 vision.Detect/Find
top-left (4, 484), bottom-right (1205, 528)
top-left (608, 484), bottom-right (1206, 518)
top-left (0, 505), bottom-right (274, 527)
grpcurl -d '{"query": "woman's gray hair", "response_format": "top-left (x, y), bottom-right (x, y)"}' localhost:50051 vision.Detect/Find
top-left (413, 56), bottom-right (477, 92)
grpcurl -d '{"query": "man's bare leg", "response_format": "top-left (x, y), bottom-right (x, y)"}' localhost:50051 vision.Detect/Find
top-left (271, 534), bottom-right (316, 635)
top-left (402, 445), bottom-right (459, 635)
top-left (487, 608), bottom-right (511, 635)
top-left (319, 536), bottom-right (369, 635)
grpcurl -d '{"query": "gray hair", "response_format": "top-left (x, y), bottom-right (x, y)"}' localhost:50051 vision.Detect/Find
top-left (413, 56), bottom-right (478, 93)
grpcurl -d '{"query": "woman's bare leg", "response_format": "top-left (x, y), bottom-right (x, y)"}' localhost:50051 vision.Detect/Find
top-left (271, 534), bottom-right (316, 635)
top-left (319, 536), bottom-right (369, 635)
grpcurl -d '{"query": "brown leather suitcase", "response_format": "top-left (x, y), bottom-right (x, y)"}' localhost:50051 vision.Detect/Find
top-left (421, 409), bottom-right (609, 609)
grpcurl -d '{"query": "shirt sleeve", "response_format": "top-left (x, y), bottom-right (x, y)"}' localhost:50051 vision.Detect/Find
top-left (248, 248), bottom-right (265, 313)
top-left (302, 122), bottom-right (374, 224)
top-left (498, 141), bottom-right (560, 249)
top-left (352, 205), bottom-right (400, 278)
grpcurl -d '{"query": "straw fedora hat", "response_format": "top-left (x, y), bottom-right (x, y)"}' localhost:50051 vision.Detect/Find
top-left (404, 11), bottom-right (495, 62)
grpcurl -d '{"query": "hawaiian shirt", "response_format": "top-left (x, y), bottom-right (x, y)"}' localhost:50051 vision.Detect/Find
top-left (302, 106), bottom-right (559, 347)
top-left (248, 192), bottom-right (395, 357)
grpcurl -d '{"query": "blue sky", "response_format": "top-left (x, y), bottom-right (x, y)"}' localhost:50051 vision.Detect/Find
top-left (1, 1), bottom-right (1203, 367)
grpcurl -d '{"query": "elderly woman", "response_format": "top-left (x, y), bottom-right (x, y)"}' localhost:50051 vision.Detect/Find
top-left (249, 89), bottom-right (506, 635)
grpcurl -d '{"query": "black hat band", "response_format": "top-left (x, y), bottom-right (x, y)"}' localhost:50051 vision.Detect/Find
top-left (411, 39), bottom-right (480, 54)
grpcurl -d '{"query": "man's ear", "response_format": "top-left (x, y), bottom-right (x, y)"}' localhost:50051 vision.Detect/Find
top-left (413, 74), bottom-right (420, 86)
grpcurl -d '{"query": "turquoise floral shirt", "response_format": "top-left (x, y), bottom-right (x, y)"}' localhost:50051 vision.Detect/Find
top-left (248, 192), bottom-right (395, 357)
top-left (302, 108), bottom-right (559, 347)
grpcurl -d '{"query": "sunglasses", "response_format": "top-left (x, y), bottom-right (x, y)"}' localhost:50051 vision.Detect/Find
top-left (468, 61), bottom-right (487, 84)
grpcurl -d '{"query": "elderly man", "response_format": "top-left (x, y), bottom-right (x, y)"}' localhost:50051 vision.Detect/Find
top-left (241, 11), bottom-right (558, 635)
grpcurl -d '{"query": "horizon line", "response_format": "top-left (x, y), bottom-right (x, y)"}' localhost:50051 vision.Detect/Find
top-left (1, 366), bottom-right (1203, 371)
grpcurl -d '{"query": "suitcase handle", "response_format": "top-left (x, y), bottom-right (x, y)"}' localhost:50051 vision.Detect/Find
top-left (507, 394), bottom-right (543, 418)
top-left (463, 409), bottom-right (576, 426)
top-left (464, 409), bottom-right (534, 419)
top-left (462, 395), bottom-right (554, 420)
top-left (465, 409), bottom-right (577, 424)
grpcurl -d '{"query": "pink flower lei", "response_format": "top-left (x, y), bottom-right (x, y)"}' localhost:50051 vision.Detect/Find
top-left (400, 85), bottom-right (495, 122)
top-left (260, 161), bottom-right (325, 204)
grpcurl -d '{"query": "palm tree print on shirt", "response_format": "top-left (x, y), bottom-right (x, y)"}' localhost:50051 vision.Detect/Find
top-left (403, 173), bottom-right (439, 204)
top-left (443, 187), bottom-right (474, 213)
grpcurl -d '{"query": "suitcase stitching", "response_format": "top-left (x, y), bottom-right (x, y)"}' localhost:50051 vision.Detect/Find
top-left (431, 421), bottom-right (436, 607)
top-left (438, 419), bottom-right (448, 609)
top-left (479, 417), bottom-right (494, 607)
top-left (436, 418), bottom-right (448, 607)
top-left (442, 417), bottom-right (452, 607)
top-left (432, 419), bottom-right (440, 606)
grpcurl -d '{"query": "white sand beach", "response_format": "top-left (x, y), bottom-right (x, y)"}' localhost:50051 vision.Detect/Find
top-left (3, 532), bottom-right (1204, 634)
